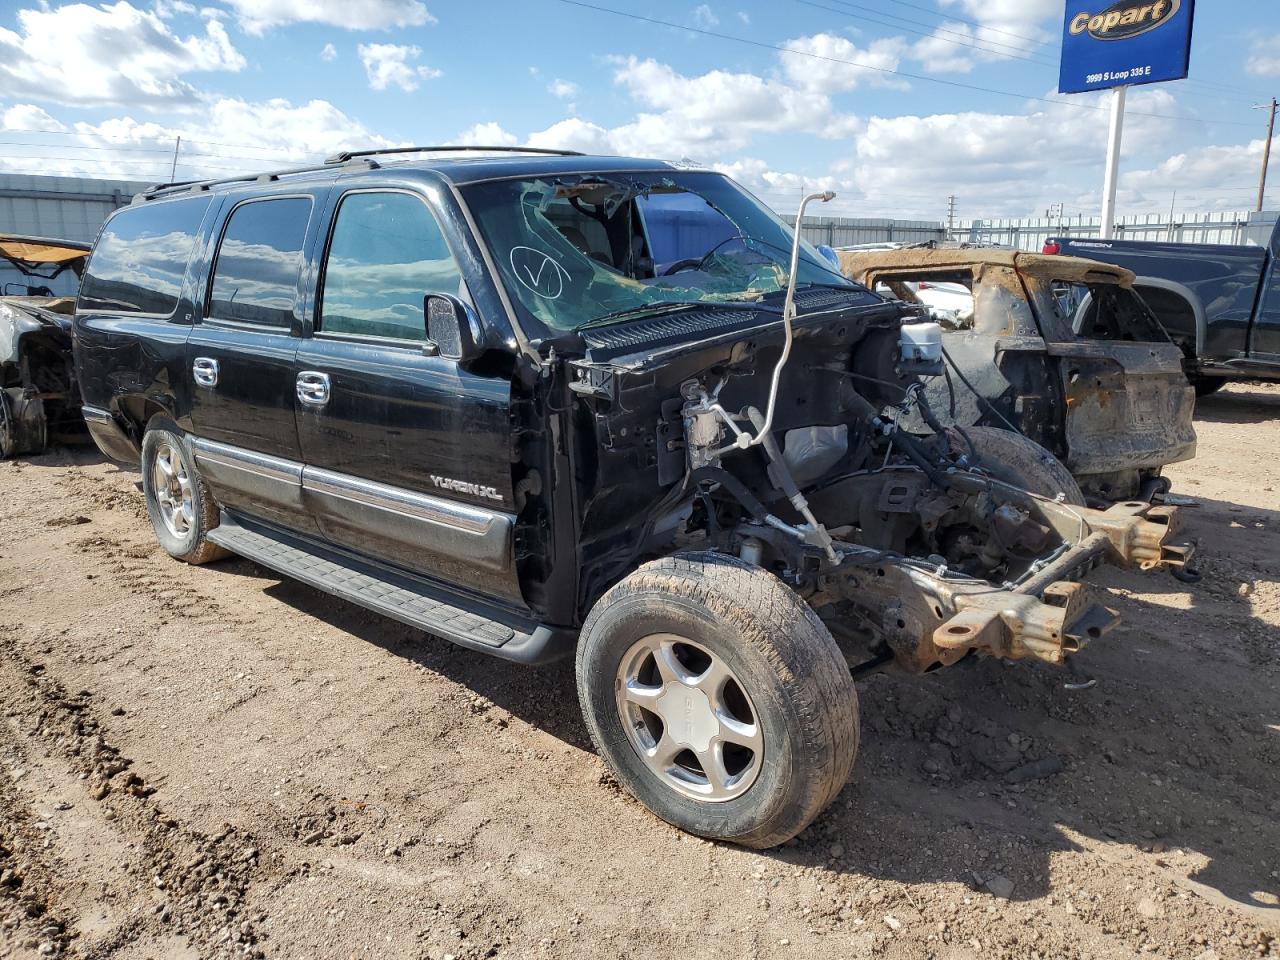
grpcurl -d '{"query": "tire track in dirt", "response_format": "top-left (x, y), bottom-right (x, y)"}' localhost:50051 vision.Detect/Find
top-left (0, 630), bottom-right (275, 959)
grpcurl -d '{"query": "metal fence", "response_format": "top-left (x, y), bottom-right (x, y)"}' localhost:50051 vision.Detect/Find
top-left (792, 210), bottom-right (1278, 251)
top-left (790, 216), bottom-right (944, 248)
top-left (959, 210), bottom-right (1279, 250)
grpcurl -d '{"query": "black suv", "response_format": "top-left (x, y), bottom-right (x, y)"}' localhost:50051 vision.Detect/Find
top-left (73, 147), bottom-right (1193, 848)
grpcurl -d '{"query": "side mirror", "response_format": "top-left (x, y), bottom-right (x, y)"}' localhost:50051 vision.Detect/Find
top-left (424, 293), bottom-right (480, 363)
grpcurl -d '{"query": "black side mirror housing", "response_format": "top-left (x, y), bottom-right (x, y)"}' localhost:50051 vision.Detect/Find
top-left (424, 293), bottom-right (480, 363)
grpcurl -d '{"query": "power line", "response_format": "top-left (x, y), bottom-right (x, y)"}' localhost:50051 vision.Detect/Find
top-left (0, 124), bottom-right (313, 158)
top-left (0, 153), bottom-right (272, 175)
top-left (796, 0), bottom-right (1046, 63)
top-left (879, 0), bottom-right (1052, 50)
top-left (551, 0), bottom-right (1260, 129)
top-left (795, 4), bottom-right (1272, 112)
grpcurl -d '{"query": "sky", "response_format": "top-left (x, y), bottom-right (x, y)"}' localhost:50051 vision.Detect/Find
top-left (0, 0), bottom-right (1277, 223)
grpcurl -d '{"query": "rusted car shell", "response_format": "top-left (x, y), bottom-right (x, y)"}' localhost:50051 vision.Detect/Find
top-left (839, 248), bottom-right (1197, 502)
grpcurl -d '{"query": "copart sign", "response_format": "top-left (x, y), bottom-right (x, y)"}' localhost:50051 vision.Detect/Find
top-left (1058, 0), bottom-right (1194, 94)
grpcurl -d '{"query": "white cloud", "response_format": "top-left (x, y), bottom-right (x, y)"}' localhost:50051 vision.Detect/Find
top-left (357, 43), bottom-right (441, 92)
top-left (547, 78), bottom-right (578, 99)
top-left (1122, 139), bottom-right (1278, 211)
top-left (2, 104), bottom-right (66, 133)
top-left (153, 0), bottom-right (197, 16)
top-left (847, 88), bottom-right (1190, 218)
top-left (220, 0), bottom-right (435, 34)
top-left (1247, 35), bottom-right (1280, 77)
top-left (914, 0), bottom-right (1057, 73)
top-left (526, 118), bottom-right (615, 155)
top-left (736, 11), bottom-right (750, 25)
top-left (456, 121), bottom-right (518, 147)
top-left (600, 54), bottom-right (860, 158)
top-left (692, 4), bottom-right (718, 28)
top-left (938, 0), bottom-right (1059, 32)
top-left (320, 42), bottom-right (338, 62)
top-left (0, 2), bottom-right (245, 108)
top-left (0, 97), bottom-right (397, 182)
top-left (781, 33), bottom-right (909, 92)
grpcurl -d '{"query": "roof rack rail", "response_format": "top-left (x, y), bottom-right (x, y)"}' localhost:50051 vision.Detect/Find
top-left (324, 145), bottom-right (585, 163)
top-left (134, 145), bottom-right (585, 202)
top-left (136, 156), bottom-right (380, 201)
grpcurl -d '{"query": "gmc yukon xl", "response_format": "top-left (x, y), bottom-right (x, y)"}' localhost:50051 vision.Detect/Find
top-left (73, 148), bottom-right (1193, 848)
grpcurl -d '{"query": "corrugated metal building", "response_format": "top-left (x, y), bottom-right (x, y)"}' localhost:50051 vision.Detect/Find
top-left (0, 173), bottom-right (150, 297)
top-left (0, 173), bottom-right (151, 242)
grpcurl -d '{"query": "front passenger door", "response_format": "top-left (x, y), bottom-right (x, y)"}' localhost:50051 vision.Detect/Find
top-left (294, 189), bottom-right (524, 607)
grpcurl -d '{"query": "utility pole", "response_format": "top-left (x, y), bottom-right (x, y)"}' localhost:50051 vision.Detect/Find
top-left (169, 136), bottom-right (181, 183)
top-left (946, 194), bottom-right (956, 240)
top-left (1257, 98), bottom-right (1277, 213)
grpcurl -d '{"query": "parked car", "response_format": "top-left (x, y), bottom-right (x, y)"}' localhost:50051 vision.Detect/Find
top-left (73, 148), bottom-right (1192, 848)
top-left (1045, 219), bottom-right (1280, 396)
top-left (839, 246), bottom-right (1197, 503)
top-left (0, 234), bottom-right (90, 457)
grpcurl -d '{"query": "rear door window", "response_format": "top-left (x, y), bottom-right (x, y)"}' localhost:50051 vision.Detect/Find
top-left (318, 191), bottom-right (463, 341)
top-left (78, 196), bottom-right (212, 316)
top-left (1049, 281), bottom-right (1169, 342)
top-left (208, 197), bottom-right (312, 328)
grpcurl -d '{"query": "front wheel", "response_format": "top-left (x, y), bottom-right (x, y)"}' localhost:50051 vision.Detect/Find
top-left (576, 553), bottom-right (859, 849)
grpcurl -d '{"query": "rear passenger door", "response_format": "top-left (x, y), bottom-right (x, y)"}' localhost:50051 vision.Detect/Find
top-left (186, 190), bottom-right (327, 534)
top-left (293, 188), bottom-right (524, 606)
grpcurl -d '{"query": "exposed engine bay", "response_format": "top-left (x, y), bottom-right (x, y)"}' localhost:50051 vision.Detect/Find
top-left (471, 175), bottom-right (1194, 677)
top-left (558, 254), bottom-right (1193, 677)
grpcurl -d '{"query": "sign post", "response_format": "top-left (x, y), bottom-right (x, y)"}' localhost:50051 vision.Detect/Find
top-left (1099, 86), bottom-right (1127, 240)
top-left (1058, 0), bottom-right (1195, 236)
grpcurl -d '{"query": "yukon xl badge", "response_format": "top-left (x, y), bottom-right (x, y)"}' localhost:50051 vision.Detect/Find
top-left (430, 475), bottom-right (503, 502)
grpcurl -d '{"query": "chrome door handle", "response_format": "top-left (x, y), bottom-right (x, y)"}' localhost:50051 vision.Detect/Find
top-left (193, 357), bottom-right (219, 388)
top-left (296, 371), bottom-right (331, 407)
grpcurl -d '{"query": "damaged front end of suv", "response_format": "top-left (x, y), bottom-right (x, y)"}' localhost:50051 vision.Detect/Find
top-left (466, 172), bottom-right (1195, 678)
top-left (0, 235), bottom-right (90, 458)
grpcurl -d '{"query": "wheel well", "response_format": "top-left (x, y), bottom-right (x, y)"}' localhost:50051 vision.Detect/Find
top-left (1133, 280), bottom-right (1203, 359)
top-left (116, 396), bottom-right (173, 440)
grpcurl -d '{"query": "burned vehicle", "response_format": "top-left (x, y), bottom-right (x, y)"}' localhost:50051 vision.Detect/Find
top-left (0, 234), bottom-right (91, 457)
top-left (74, 149), bottom-right (1193, 848)
top-left (840, 247), bottom-right (1197, 503)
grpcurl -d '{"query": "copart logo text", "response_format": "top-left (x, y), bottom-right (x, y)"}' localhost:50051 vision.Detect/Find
top-left (1069, 0), bottom-right (1179, 41)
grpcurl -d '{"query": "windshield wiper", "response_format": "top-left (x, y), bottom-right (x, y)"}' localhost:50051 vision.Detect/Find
top-left (579, 299), bottom-right (773, 330)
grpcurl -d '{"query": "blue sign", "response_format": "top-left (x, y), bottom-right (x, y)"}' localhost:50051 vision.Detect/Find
top-left (1058, 0), bottom-right (1195, 95)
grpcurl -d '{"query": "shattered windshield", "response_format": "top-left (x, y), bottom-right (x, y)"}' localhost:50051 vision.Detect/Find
top-left (461, 171), bottom-right (858, 334)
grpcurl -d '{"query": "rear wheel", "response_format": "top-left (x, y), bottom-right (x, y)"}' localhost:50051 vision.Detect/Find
top-left (1190, 375), bottom-right (1226, 398)
top-left (576, 552), bottom-right (859, 849)
top-left (958, 425), bottom-right (1086, 505)
top-left (141, 422), bottom-right (228, 565)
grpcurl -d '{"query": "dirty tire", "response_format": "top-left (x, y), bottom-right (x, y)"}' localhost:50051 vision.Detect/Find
top-left (141, 420), bottom-right (228, 565)
top-left (576, 552), bottom-right (859, 849)
top-left (959, 425), bottom-right (1086, 505)
top-left (1190, 375), bottom-right (1226, 398)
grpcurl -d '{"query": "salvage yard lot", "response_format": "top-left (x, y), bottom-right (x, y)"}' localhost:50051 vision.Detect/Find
top-left (2, 386), bottom-right (1279, 960)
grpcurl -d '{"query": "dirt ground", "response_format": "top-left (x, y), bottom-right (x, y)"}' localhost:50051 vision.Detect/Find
top-left (1, 384), bottom-right (1278, 960)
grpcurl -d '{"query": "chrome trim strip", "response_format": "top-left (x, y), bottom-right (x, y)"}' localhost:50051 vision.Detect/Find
top-left (190, 437), bottom-right (302, 485)
top-left (81, 405), bottom-right (115, 424)
top-left (302, 466), bottom-right (502, 536)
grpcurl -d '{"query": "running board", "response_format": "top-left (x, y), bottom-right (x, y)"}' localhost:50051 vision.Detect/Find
top-left (207, 513), bottom-right (573, 665)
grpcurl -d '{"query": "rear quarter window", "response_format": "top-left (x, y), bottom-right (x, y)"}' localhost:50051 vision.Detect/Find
top-left (78, 196), bottom-right (212, 316)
